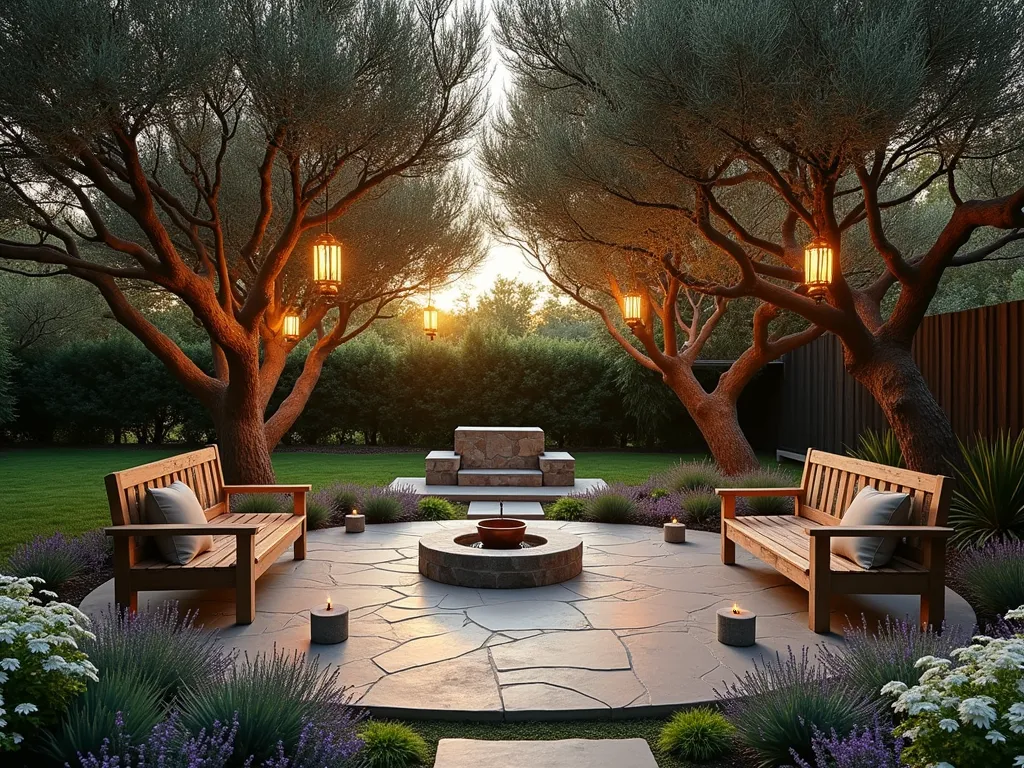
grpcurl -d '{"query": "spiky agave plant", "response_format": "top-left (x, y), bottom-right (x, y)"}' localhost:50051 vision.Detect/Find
top-left (847, 429), bottom-right (905, 468)
top-left (950, 431), bottom-right (1024, 548)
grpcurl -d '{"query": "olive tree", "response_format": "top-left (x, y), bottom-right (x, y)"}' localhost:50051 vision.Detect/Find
top-left (493, 0), bottom-right (1024, 473)
top-left (0, 0), bottom-right (486, 481)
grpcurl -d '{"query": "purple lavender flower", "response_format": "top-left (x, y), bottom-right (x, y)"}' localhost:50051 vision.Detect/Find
top-left (789, 720), bottom-right (906, 768)
top-left (7, 531), bottom-right (94, 588)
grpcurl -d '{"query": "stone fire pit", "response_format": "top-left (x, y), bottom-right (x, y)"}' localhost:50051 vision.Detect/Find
top-left (418, 528), bottom-right (583, 588)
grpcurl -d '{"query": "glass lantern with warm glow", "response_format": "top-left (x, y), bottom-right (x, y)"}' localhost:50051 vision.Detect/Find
top-left (423, 305), bottom-right (438, 340)
top-left (623, 292), bottom-right (643, 328)
top-left (282, 312), bottom-right (301, 342)
top-left (803, 237), bottom-right (834, 301)
top-left (312, 232), bottom-right (342, 296)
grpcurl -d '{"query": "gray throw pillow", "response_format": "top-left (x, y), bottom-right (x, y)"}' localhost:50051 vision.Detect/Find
top-left (830, 486), bottom-right (912, 569)
top-left (145, 481), bottom-right (214, 565)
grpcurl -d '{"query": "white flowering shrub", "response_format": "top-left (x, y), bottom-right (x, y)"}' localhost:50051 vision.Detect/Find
top-left (883, 606), bottom-right (1024, 767)
top-left (0, 574), bottom-right (98, 750)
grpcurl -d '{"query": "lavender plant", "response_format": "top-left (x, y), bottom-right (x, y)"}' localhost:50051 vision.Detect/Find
top-left (178, 648), bottom-right (356, 765)
top-left (6, 532), bottom-right (95, 589)
top-left (819, 615), bottom-right (972, 709)
top-left (789, 720), bottom-right (906, 768)
top-left (722, 468), bottom-right (797, 515)
top-left (717, 647), bottom-right (873, 767)
top-left (950, 539), bottom-right (1024, 621)
top-left (361, 485), bottom-right (418, 524)
top-left (680, 491), bottom-right (720, 528)
top-left (85, 603), bottom-right (233, 702)
top-left (304, 494), bottom-right (332, 530)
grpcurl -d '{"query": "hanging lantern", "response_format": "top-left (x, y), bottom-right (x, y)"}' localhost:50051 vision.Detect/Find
top-left (312, 232), bottom-right (342, 296)
top-left (623, 292), bottom-right (643, 328)
top-left (423, 304), bottom-right (438, 340)
top-left (803, 237), bottom-right (834, 302)
top-left (282, 311), bottom-right (301, 342)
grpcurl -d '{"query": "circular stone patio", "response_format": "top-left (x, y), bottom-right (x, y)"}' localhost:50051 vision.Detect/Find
top-left (80, 520), bottom-right (974, 721)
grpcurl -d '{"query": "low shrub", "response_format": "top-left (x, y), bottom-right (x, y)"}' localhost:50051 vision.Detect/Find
top-left (232, 494), bottom-right (284, 515)
top-left (658, 706), bottom-right (734, 762)
top-left (790, 720), bottom-right (906, 768)
top-left (548, 496), bottom-right (587, 521)
top-left (6, 532), bottom-right (96, 589)
top-left (44, 668), bottom-right (164, 764)
top-left (847, 429), bottom-right (905, 468)
top-left (0, 575), bottom-right (99, 751)
top-left (820, 615), bottom-right (971, 710)
top-left (305, 497), bottom-right (331, 530)
top-left (178, 648), bottom-right (352, 765)
top-left (883, 605), bottom-right (1024, 766)
top-left (360, 721), bottom-right (429, 768)
top-left (950, 431), bottom-right (1024, 548)
top-left (84, 602), bottom-right (232, 702)
top-left (680, 491), bottom-right (719, 528)
top-left (648, 487), bottom-right (671, 500)
top-left (586, 492), bottom-right (636, 524)
top-left (718, 647), bottom-right (873, 767)
top-left (725, 467), bottom-right (796, 516)
top-left (417, 497), bottom-right (459, 521)
top-left (950, 539), bottom-right (1024, 620)
top-left (662, 460), bottom-right (723, 493)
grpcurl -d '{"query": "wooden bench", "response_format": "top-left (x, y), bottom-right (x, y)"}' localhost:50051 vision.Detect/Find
top-left (718, 449), bottom-right (954, 634)
top-left (104, 446), bottom-right (310, 624)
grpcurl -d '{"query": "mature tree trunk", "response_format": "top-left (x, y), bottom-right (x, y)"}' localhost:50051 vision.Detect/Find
top-left (847, 342), bottom-right (959, 475)
top-left (214, 382), bottom-right (276, 485)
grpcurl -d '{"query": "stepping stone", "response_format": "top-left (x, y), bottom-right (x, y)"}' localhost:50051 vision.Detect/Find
top-left (467, 501), bottom-right (545, 520)
top-left (434, 739), bottom-right (658, 768)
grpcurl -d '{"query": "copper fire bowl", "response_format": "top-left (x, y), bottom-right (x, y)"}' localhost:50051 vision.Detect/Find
top-left (476, 518), bottom-right (527, 549)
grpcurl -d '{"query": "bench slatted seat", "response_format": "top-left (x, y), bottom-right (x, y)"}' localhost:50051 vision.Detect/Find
top-left (719, 449), bottom-right (953, 634)
top-left (104, 446), bottom-right (310, 624)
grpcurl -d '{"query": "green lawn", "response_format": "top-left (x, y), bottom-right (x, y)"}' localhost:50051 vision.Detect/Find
top-left (0, 446), bottom-right (784, 560)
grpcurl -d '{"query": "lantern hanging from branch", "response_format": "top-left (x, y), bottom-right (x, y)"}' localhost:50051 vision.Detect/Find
top-left (423, 285), bottom-right (438, 340)
top-left (312, 183), bottom-right (342, 296)
top-left (283, 311), bottom-right (301, 342)
top-left (623, 292), bottom-right (643, 328)
top-left (803, 237), bottom-right (834, 302)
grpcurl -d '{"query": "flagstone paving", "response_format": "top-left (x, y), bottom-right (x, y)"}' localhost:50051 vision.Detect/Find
top-left (80, 520), bottom-right (975, 720)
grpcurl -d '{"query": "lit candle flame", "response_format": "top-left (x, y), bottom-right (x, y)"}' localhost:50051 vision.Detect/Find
top-left (731, 603), bottom-right (741, 615)
top-left (671, 517), bottom-right (678, 525)
top-left (350, 508), bottom-right (358, 516)
top-left (326, 595), bottom-right (333, 611)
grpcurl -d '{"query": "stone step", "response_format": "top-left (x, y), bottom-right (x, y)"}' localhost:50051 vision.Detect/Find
top-left (538, 451), bottom-right (575, 485)
top-left (458, 469), bottom-right (543, 487)
top-left (466, 501), bottom-right (545, 520)
top-left (425, 450), bottom-right (461, 485)
top-left (434, 739), bottom-right (658, 768)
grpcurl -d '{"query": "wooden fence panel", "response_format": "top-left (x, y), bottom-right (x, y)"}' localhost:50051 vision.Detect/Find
top-left (779, 299), bottom-right (1024, 456)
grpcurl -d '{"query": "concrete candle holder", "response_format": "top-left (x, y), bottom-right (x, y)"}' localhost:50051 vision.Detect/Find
top-left (345, 513), bottom-right (365, 533)
top-left (310, 600), bottom-right (349, 644)
top-left (663, 520), bottom-right (686, 543)
top-left (717, 605), bottom-right (756, 647)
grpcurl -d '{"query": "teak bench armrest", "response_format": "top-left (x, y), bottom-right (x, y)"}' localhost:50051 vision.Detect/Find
top-left (105, 523), bottom-right (261, 536)
top-left (804, 525), bottom-right (954, 538)
top-left (716, 487), bottom-right (804, 498)
top-left (222, 484), bottom-right (312, 495)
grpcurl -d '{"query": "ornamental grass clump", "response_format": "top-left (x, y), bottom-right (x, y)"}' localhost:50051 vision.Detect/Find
top-left (662, 460), bottom-right (723, 493)
top-left (361, 485), bottom-right (418, 524)
top-left (179, 648), bottom-right (354, 765)
top-left (417, 496), bottom-right (459, 521)
top-left (680, 491), bottom-right (720, 529)
top-left (84, 602), bottom-right (232, 702)
top-left (820, 615), bottom-right (971, 710)
top-left (331, 485), bottom-right (363, 517)
top-left (718, 647), bottom-right (873, 767)
top-left (360, 720), bottom-right (429, 768)
top-left (0, 575), bottom-right (99, 751)
top-left (586, 491), bottom-right (636, 524)
top-left (882, 605), bottom-right (1024, 766)
top-left (304, 495), bottom-right (332, 530)
top-left (658, 706), bottom-right (734, 762)
top-left (725, 467), bottom-right (796, 516)
top-left (950, 431), bottom-right (1024, 548)
top-left (231, 494), bottom-right (284, 515)
top-left (950, 539), bottom-right (1024, 621)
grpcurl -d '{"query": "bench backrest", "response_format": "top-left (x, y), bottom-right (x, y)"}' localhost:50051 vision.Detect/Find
top-left (798, 449), bottom-right (953, 566)
top-left (105, 446), bottom-right (226, 527)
